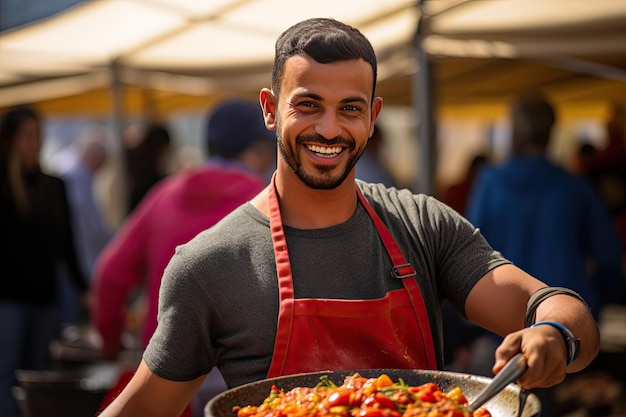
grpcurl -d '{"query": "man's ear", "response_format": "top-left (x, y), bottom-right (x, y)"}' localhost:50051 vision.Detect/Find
top-left (260, 88), bottom-right (277, 130)
top-left (369, 96), bottom-right (383, 137)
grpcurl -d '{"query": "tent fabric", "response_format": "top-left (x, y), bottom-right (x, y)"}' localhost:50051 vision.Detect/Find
top-left (0, 0), bottom-right (418, 115)
top-left (0, 0), bottom-right (625, 119)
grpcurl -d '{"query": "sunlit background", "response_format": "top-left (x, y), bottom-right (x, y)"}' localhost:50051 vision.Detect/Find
top-left (2, 1), bottom-right (624, 229)
top-left (2, 2), bottom-right (625, 416)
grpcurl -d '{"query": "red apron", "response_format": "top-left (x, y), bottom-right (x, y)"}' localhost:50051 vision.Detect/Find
top-left (267, 177), bottom-right (437, 378)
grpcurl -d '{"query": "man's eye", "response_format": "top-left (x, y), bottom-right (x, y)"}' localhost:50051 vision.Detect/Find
top-left (343, 105), bottom-right (361, 112)
top-left (294, 102), bottom-right (320, 113)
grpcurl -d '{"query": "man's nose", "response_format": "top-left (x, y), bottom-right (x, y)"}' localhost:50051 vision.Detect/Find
top-left (314, 110), bottom-right (342, 140)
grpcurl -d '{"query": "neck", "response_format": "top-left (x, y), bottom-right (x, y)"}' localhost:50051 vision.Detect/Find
top-left (513, 142), bottom-right (547, 157)
top-left (263, 167), bottom-right (358, 229)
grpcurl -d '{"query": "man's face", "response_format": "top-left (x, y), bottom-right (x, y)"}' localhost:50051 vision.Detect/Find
top-left (267, 55), bottom-right (382, 190)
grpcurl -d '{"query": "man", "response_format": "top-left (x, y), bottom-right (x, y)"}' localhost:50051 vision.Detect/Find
top-left (98, 18), bottom-right (600, 417)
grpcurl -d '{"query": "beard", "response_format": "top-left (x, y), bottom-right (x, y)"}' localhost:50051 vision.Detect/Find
top-left (276, 125), bottom-right (366, 190)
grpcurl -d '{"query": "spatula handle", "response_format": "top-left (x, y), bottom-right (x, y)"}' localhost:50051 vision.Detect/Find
top-left (468, 353), bottom-right (527, 411)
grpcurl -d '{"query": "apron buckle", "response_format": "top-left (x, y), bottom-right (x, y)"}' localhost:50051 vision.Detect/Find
top-left (392, 263), bottom-right (416, 279)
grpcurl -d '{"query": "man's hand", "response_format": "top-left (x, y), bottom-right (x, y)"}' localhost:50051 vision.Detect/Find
top-left (493, 325), bottom-right (568, 389)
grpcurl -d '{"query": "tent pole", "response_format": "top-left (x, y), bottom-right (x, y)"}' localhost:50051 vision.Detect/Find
top-left (108, 59), bottom-right (129, 225)
top-left (413, 0), bottom-right (436, 196)
top-left (110, 59), bottom-right (125, 146)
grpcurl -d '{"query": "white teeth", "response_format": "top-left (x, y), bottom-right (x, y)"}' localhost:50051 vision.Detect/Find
top-left (306, 144), bottom-right (342, 155)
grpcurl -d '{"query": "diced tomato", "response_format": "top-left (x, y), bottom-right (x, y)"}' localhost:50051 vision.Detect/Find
top-left (421, 392), bottom-right (436, 403)
top-left (473, 408), bottom-right (491, 417)
top-left (362, 394), bottom-right (397, 410)
top-left (327, 389), bottom-right (361, 408)
top-left (409, 382), bottom-right (440, 404)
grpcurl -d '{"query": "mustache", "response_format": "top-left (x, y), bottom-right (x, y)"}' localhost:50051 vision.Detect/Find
top-left (295, 133), bottom-right (353, 147)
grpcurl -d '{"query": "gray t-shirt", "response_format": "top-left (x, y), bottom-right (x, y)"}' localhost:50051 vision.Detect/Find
top-left (144, 181), bottom-right (509, 388)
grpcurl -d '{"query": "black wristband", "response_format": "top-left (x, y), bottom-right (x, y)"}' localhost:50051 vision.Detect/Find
top-left (524, 287), bottom-right (589, 327)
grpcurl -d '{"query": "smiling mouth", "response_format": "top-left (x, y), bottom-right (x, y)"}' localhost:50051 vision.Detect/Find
top-left (305, 144), bottom-right (343, 158)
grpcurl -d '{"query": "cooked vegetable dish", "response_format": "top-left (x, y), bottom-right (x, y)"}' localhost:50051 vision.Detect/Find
top-left (234, 373), bottom-right (492, 417)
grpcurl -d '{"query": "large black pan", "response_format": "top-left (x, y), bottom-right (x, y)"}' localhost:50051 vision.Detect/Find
top-left (205, 369), bottom-right (541, 417)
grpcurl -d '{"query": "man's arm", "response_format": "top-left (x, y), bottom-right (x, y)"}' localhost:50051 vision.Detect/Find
top-left (465, 264), bottom-right (600, 388)
top-left (97, 360), bottom-right (206, 417)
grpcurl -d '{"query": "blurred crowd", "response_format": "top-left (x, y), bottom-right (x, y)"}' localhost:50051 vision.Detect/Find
top-left (0, 99), bottom-right (277, 417)
top-left (0, 92), bottom-right (624, 417)
top-left (439, 94), bottom-right (626, 417)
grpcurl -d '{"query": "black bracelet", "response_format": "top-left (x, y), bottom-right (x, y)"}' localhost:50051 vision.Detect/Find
top-left (530, 321), bottom-right (580, 366)
top-left (524, 287), bottom-right (589, 327)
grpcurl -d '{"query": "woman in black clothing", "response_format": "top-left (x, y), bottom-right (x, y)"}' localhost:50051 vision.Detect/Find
top-left (0, 106), bottom-right (88, 417)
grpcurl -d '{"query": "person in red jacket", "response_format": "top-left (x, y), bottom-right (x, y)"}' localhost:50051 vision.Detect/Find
top-left (91, 99), bottom-right (276, 417)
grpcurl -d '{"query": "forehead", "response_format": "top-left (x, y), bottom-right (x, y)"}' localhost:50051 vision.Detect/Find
top-left (280, 55), bottom-right (374, 104)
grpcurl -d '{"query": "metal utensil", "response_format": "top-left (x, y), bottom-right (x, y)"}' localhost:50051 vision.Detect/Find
top-left (515, 387), bottom-right (531, 417)
top-left (468, 353), bottom-right (528, 412)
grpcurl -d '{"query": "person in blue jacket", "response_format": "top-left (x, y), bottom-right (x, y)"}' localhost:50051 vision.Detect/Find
top-left (466, 92), bottom-right (624, 415)
top-left (466, 92), bottom-right (624, 321)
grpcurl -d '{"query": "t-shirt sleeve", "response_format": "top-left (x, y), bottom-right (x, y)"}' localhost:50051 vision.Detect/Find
top-left (422, 194), bottom-right (511, 316)
top-left (143, 240), bottom-right (215, 381)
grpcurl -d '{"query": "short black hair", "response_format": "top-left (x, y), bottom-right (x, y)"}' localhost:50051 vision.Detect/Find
top-left (271, 18), bottom-right (378, 101)
top-left (511, 92), bottom-right (555, 147)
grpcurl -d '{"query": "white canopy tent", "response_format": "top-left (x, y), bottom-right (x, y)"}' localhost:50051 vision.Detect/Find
top-left (421, 0), bottom-right (626, 117)
top-left (0, 0), bottom-right (419, 112)
top-left (1, 0), bottom-right (626, 193)
top-left (2, 0), bottom-right (625, 114)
